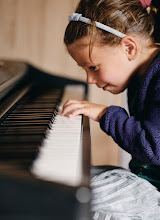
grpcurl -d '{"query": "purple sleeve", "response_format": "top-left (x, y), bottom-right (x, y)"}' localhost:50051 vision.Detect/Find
top-left (99, 102), bottom-right (160, 165)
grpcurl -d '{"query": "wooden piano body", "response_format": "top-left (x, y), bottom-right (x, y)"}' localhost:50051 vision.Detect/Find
top-left (0, 61), bottom-right (91, 219)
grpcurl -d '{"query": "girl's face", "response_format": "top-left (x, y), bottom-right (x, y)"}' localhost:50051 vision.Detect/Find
top-left (67, 37), bottom-right (136, 94)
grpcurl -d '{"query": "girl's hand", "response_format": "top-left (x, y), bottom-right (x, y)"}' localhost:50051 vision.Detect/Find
top-left (61, 100), bottom-right (108, 122)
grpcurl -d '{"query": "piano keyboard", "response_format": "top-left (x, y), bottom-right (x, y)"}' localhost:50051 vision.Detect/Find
top-left (0, 83), bottom-right (86, 186)
top-left (31, 85), bottom-right (85, 186)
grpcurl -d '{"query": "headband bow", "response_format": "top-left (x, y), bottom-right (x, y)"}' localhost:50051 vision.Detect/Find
top-left (139, 0), bottom-right (152, 7)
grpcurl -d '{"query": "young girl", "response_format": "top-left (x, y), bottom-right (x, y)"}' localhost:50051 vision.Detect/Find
top-left (61, 0), bottom-right (160, 219)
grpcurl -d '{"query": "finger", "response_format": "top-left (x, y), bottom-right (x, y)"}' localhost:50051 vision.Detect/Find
top-left (63, 99), bottom-right (81, 108)
top-left (58, 100), bottom-right (78, 113)
top-left (61, 103), bottom-right (85, 116)
top-left (60, 100), bottom-right (79, 114)
top-left (68, 108), bottom-right (89, 118)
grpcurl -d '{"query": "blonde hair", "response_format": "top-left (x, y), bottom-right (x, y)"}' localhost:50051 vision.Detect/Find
top-left (64, 0), bottom-right (160, 47)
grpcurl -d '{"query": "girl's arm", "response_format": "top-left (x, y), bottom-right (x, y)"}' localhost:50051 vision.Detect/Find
top-left (61, 78), bottom-right (160, 165)
top-left (100, 84), bottom-right (160, 165)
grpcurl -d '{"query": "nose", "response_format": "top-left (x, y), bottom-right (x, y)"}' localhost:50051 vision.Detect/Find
top-left (86, 72), bottom-right (97, 84)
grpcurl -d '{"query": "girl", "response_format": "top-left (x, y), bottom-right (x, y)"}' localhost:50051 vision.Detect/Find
top-left (61, 0), bottom-right (160, 219)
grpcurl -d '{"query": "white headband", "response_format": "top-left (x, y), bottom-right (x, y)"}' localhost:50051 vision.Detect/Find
top-left (68, 13), bottom-right (127, 38)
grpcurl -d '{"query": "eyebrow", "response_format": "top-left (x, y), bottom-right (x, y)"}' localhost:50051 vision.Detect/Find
top-left (77, 62), bottom-right (95, 67)
top-left (77, 62), bottom-right (87, 67)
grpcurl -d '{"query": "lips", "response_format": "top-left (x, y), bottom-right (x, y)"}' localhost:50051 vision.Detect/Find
top-left (102, 84), bottom-right (109, 90)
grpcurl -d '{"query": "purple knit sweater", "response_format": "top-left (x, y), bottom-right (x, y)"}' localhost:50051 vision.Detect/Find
top-left (100, 52), bottom-right (160, 165)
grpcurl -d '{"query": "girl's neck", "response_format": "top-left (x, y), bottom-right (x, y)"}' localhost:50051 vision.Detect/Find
top-left (137, 47), bottom-right (160, 77)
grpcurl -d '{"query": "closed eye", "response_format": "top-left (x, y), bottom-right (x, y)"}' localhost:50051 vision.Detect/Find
top-left (89, 66), bottom-right (97, 71)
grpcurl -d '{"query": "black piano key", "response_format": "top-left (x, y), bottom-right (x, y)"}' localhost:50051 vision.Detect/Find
top-left (3, 115), bottom-right (56, 122)
top-left (16, 104), bottom-right (57, 108)
top-left (0, 151), bottom-right (39, 159)
top-left (0, 145), bottom-right (39, 151)
top-left (4, 111), bottom-right (56, 117)
top-left (0, 125), bottom-right (49, 130)
top-left (4, 117), bottom-right (51, 120)
top-left (0, 138), bottom-right (43, 144)
top-left (0, 126), bottom-right (49, 137)
top-left (10, 107), bottom-right (57, 113)
top-left (0, 124), bottom-right (50, 128)
top-left (7, 110), bottom-right (57, 116)
top-left (3, 117), bottom-right (52, 121)
top-left (0, 134), bottom-right (43, 141)
top-left (2, 119), bottom-right (51, 124)
top-left (0, 131), bottom-right (46, 136)
top-left (21, 99), bottom-right (60, 103)
top-left (6, 113), bottom-right (53, 118)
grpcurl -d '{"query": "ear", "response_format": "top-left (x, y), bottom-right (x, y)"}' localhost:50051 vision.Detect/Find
top-left (120, 36), bottom-right (138, 61)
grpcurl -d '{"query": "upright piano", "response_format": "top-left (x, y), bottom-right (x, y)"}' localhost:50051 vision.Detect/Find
top-left (0, 61), bottom-right (91, 219)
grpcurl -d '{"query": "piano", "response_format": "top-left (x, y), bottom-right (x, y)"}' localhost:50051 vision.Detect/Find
top-left (0, 61), bottom-right (91, 219)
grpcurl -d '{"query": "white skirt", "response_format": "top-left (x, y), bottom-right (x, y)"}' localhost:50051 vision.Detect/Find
top-left (91, 168), bottom-right (160, 220)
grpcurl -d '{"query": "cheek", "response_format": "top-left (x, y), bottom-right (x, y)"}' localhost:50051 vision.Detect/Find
top-left (98, 60), bottom-right (130, 85)
top-left (98, 67), bottom-right (109, 81)
top-left (98, 68), bottom-right (116, 83)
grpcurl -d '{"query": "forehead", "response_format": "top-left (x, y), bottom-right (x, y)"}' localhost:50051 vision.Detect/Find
top-left (67, 37), bottom-right (90, 54)
top-left (67, 36), bottom-right (106, 65)
top-left (67, 36), bottom-right (121, 67)
top-left (67, 38), bottom-right (91, 66)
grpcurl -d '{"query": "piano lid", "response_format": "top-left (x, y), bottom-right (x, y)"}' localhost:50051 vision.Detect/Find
top-left (0, 61), bottom-right (28, 99)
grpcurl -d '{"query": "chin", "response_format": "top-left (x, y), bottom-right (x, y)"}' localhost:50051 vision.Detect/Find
top-left (109, 88), bottom-right (124, 95)
top-left (103, 84), bottom-right (126, 94)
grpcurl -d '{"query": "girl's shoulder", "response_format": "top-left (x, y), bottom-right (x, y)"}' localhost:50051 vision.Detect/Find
top-left (142, 51), bottom-right (160, 86)
top-left (138, 52), bottom-right (160, 104)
